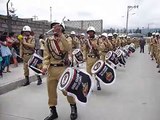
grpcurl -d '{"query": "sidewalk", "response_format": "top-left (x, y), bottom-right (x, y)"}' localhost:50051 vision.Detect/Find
top-left (0, 63), bottom-right (41, 95)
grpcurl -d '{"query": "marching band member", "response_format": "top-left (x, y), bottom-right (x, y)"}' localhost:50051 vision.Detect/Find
top-left (86, 26), bottom-right (101, 90)
top-left (42, 22), bottom-right (78, 120)
top-left (67, 31), bottom-right (80, 67)
top-left (20, 26), bottom-right (42, 86)
top-left (79, 33), bottom-right (87, 61)
top-left (98, 33), bottom-right (108, 61)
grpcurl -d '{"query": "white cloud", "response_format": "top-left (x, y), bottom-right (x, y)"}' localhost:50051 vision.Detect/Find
top-left (0, 0), bottom-right (160, 29)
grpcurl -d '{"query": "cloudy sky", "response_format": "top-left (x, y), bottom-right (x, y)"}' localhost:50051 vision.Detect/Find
top-left (0, 0), bottom-right (160, 29)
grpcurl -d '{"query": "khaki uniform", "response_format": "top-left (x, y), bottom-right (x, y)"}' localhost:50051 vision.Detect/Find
top-left (86, 37), bottom-right (99, 75)
top-left (20, 36), bottom-right (35, 76)
top-left (66, 36), bottom-right (80, 65)
top-left (157, 41), bottom-right (160, 65)
top-left (43, 34), bottom-right (75, 107)
top-left (80, 38), bottom-right (87, 60)
top-left (111, 39), bottom-right (116, 51)
top-left (98, 38), bottom-right (112, 61)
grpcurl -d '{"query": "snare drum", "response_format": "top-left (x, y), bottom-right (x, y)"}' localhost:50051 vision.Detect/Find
top-left (72, 49), bottom-right (84, 63)
top-left (91, 60), bottom-right (116, 85)
top-left (58, 67), bottom-right (92, 104)
top-left (105, 51), bottom-right (119, 66)
top-left (28, 53), bottom-right (43, 75)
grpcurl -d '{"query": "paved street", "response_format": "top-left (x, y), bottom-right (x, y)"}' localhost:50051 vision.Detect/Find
top-left (0, 46), bottom-right (160, 120)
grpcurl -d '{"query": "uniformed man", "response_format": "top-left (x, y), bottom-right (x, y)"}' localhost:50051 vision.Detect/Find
top-left (155, 32), bottom-right (160, 70)
top-left (42, 22), bottom-right (78, 120)
top-left (108, 33), bottom-right (116, 51)
top-left (20, 26), bottom-right (42, 86)
top-left (113, 32), bottom-right (119, 49)
top-left (79, 33), bottom-right (87, 60)
top-left (86, 26), bottom-right (101, 90)
top-left (150, 32), bottom-right (156, 60)
top-left (67, 31), bottom-right (80, 67)
top-left (98, 33), bottom-right (108, 61)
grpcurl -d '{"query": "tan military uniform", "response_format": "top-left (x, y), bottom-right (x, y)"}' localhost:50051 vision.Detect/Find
top-left (98, 38), bottom-right (112, 61)
top-left (86, 37), bottom-right (99, 75)
top-left (20, 36), bottom-right (35, 76)
top-left (157, 39), bottom-right (160, 65)
top-left (43, 34), bottom-right (75, 107)
top-left (80, 38), bottom-right (87, 60)
top-left (66, 36), bottom-right (80, 65)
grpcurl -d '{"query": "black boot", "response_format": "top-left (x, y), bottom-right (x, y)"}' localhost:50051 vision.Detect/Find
top-left (23, 76), bottom-right (30, 86)
top-left (70, 104), bottom-right (78, 120)
top-left (37, 75), bottom-right (42, 85)
top-left (156, 65), bottom-right (159, 68)
top-left (44, 106), bottom-right (58, 120)
top-left (96, 80), bottom-right (101, 91)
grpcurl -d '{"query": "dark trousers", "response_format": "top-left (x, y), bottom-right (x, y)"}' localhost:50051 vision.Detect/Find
top-left (140, 45), bottom-right (144, 53)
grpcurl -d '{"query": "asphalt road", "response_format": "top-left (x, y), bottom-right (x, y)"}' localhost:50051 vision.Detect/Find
top-left (0, 46), bottom-right (160, 120)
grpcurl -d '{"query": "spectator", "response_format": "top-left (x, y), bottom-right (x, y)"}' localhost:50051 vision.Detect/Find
top-left (139, 36), bottom-right (146, 53)
top-left (9, 32), bottom-right (19, 67)
top-left (0, 32), bottom-right (12, 73)
top-left (0, 43), bottom-right (3, 77)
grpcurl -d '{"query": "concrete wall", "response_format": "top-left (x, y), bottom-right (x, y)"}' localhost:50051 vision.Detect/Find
top-left (0, 15), bottom-right (102, 38)
top-left (64, 20), bottom-right (103, 33)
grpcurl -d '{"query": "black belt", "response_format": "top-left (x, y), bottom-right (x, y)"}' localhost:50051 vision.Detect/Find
top-left (102, 51), bottom-right (108, 53)
top-left (23, 53), bottom-right (33, 56)
top-left (50, 64), bottom-right (65, 67)
top-left (87, 55), bottom-right (97, 58)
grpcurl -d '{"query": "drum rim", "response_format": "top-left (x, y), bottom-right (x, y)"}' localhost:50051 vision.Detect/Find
top-left (72, 49), bottom-right (81, 55)
top-left (58, 68), bottom-right (75, 91)
top-left (115, 49), bottom-right (122, 57)
top-left (91, 60), bottom-right (105, 74)
top-left (105, 51), bottom-right (112, 60)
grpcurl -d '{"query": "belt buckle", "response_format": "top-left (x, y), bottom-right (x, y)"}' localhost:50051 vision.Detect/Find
top-left (53, 64), bottom-right (57, 67)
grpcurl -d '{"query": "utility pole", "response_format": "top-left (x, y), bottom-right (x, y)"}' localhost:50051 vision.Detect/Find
top-left (126, 5), bottom-right (138, 35)
top-left (50, 6), bottom-right (52, 22)
top-left (6, 0), bottom-right (12, 33)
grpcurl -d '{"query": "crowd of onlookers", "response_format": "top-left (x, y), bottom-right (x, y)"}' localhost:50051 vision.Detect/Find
top-left (0, 31), bottom-right (22, 77)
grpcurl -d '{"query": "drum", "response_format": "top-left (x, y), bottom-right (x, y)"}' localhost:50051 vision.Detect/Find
top-left (91, 60), bottom-right (116, 85)
top-left (58, 67), bottom-right (92, 104)
top-left (28, 53), bottom-right (43, 75)
top-left (128, 45), bottom-right (135, 53)
top-left (130, 43), bottom-right (135, 48)
top-left (115, 49), bottom-right (126, 65)
top-left (72, 49), bottom-right (84, 63)
top-left (105, 51), bottom-right (119, 66)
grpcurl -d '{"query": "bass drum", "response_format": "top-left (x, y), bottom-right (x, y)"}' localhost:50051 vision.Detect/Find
top-left (105, 51), bottom-right (119, 66)
top-left (91, 60), bottom-right (116, 85)
top-left (58, 67), bottom-right (92, 104)
top-left (115, 49), bottom-right (126, 65)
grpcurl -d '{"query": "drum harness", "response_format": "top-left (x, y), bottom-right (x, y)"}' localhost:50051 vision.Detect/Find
top-left (46, 38), bottom-right (71, 67)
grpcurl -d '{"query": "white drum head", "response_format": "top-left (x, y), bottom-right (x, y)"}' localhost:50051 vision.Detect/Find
top-left (72, 49), bottom-right (80, 55)
top-left (58, 67), bottom-right (74, 91)
top-left (115, 49), bottom-right (122, 57)
top-left (105, 51), bottom-right (112, 60)
top-left (91, 60), bottom-right (105, 74)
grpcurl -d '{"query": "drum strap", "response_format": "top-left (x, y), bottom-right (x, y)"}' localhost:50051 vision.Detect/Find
top-left (47, 39), bottom-right (63, 60)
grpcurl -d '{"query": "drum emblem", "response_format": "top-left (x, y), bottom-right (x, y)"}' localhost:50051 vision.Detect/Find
top-left (61, 72), bottom-right (70, 88)
top-left (105, 72), bottom-right (113, 82)
top-left (82, 83), bottom-right (89, 97)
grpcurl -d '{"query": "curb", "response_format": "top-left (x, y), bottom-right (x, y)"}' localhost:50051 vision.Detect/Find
top-left (0, 75), bottom-right (45, 95)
